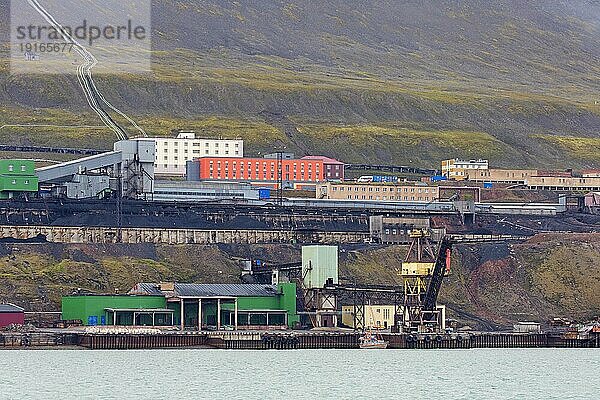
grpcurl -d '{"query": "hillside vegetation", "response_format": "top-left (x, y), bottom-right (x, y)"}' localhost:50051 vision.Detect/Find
top-left (2, 235), bottom-right (599, 329)
top-left (0, 1), bottom-right (599, 167)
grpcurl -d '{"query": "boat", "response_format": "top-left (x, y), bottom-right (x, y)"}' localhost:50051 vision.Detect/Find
top-left (359, 328), bottom-right (389, 349)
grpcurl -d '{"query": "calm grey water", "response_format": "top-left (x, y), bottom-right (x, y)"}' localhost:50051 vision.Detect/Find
top-left (1, 348), bottom-right (598, 400)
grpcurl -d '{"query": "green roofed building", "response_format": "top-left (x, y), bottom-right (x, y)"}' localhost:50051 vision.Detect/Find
top-left (62, 282), bottom-right (298, 330)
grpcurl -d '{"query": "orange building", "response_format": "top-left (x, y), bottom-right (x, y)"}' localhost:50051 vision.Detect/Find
top-left (197, 157), bottom-right (326, 190)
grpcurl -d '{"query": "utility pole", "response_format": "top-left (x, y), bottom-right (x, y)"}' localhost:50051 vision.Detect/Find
top-left (116, 173), bottom-right (123, 243)
top-left (277, 151), bottom-right (283, 206)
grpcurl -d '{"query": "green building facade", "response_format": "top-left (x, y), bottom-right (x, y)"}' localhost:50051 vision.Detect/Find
top-left (165, 283), bottom-right (298, 329)
top-left (0, 160), bottom-right (39, 199)
top-left (61, 295), bottom-right (169, 326)
top-left (62, 283), bottom-right (298, 329)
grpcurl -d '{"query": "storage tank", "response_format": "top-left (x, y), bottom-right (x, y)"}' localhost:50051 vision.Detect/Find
top-left (302, 246), bottom-right (338, 289)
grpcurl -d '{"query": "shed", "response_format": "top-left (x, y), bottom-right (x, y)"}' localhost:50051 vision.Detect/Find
top-left (513, 321), bottom-right (541, 333)
top-left (0, 304), bottom-right (25, 327)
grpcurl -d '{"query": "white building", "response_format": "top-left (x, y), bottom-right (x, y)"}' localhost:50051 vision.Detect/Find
top-left (141, 132), bottom-right (244, 176)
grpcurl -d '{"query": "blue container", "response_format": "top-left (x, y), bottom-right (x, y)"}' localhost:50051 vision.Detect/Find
top-left (431, 175), bottom-right (448, 182)
top-left (373, 175), bottom-right (398, 183)
top-left (88, 315), bottom-right (98, 326)
top-left (259, 188), bottom-right (271, 199)
top-left (483, 182), bottom-right (493, 189)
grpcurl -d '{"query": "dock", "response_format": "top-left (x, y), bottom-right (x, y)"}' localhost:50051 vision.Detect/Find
top-left (1, 330), bottom-right (598, 350)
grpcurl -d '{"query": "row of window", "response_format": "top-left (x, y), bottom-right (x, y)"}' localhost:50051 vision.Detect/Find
top-left (159, 141), bottom-right (240, 148)
top-left (154, 190), bottom-right (246, 197)
top-left (209, 161), bottom-right (320, 171)
top-left (332, 186), bottom-right (435, 193)
top-left (209, 173), bottom-right (319, 181)
top-left (6, 165), bottom-right (29, 172)
top-left (159, 149), bottom-right (240, 156)
top-left (346, 195), bottom-right (433, 201)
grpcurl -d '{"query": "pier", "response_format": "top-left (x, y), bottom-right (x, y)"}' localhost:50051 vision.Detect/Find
top-left (2, 330), bottom-right (598, 350)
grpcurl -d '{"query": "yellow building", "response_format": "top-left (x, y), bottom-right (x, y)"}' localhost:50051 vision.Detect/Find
top-left (526, 175), bottom-right (600, 191)
top-left (342, 304), bottom-right (447, 331)
top-left (316, 182), bottom-right (439, 202)
top-left (468, 168), bottom-right (538, 184)
top-left (441, 158), bottom-right (489, 180)
top-left (401, 262), bottom-right (435, 276)
top-left (341, 305), bottom-right (395, 329)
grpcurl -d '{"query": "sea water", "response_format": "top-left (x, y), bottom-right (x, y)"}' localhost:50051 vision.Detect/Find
top-left (1, 348), bottom-right (598, 399)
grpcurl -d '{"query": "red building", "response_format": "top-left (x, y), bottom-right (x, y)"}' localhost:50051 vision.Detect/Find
top-left (300, 156), bottom-right (345, 181)
top-left (0, 304), bottom-right (25, 328)
top-left (196, 157), bottom-right (331, 190)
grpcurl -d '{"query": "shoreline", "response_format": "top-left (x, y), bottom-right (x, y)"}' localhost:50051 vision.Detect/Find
top-left (2, 329), bottom-right (598, 350)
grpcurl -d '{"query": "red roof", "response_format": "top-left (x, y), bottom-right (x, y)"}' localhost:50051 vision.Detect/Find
top-left (582, 169), bottom-right (600, 176)
top-left (300, 156), bottom-right (344, 165)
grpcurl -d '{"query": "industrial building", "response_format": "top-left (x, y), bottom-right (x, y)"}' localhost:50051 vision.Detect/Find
top-left (190, 155), bottom-right (343, 190)
top-left (140, 131), bottom-right (244, 177)
top-left (341, 304), bottom-right (446, 331)
top-left (342, 305), bottom-right (395, 329)
top-left (441, 158), bottom-right (489, 180)
top-left (62, 283), bottom-right (298, 330)
top-left (0, 160), bottom-right (38, 199)
top-left (62, 295), bottom-right (171, 326)
top-left (0, 304), bottom-right (25, 328)
top-left (153, 180), bottom-right (270, 202)
top-left (317, 181), bottom-right (439, 202)
top-left (584, 192), bottom-right (600, 214)
top-left (36, 139), bottom-right (155, 199)
top-left (369, 216), bottom-right (446, 244)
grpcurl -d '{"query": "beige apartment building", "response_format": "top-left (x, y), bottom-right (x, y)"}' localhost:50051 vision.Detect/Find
top-left (526, 176), bottom-right (600, 191)
top-left (468, 168), bottom-right (539, 184)
top-left (140, 132), bottom-right (244, 176)
top-left (317, 182), bottom-right (439, 202)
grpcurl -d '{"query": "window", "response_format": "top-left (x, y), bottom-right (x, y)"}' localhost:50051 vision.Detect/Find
top-left (21, 165), bottom-right (27, 172)
top-left (8, 165), bottom-right (14, 172)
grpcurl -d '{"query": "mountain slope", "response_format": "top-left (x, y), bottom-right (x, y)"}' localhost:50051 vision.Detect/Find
top-left (0, 0), bottom-right (598, 167)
